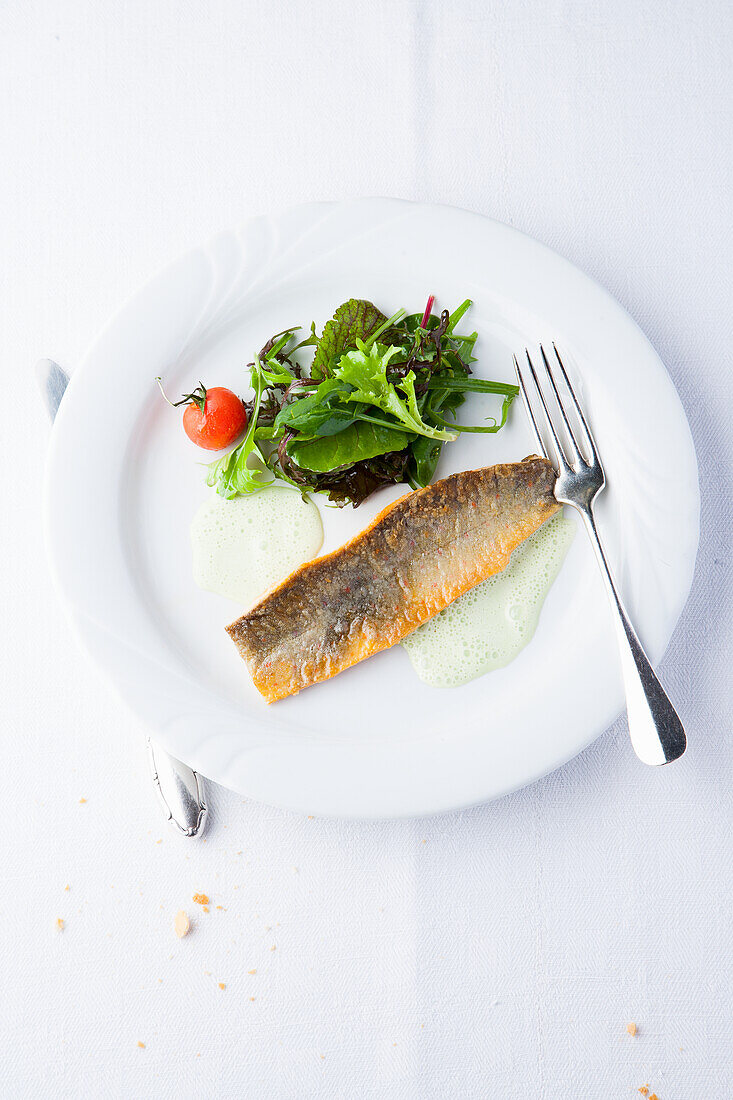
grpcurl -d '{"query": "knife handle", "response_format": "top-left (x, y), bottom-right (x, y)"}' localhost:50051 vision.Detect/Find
top-left (148, 739), bottom-right (208, 837)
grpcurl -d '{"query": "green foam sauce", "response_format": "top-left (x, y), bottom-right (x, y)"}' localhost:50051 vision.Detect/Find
top-left (191, 487), bottom-right (323, 608)
top-left (402, 514), bottom-right (574, 687)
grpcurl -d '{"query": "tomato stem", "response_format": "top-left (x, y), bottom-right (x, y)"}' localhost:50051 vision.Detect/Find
top-left (156, 377), bottom-right (207, 413)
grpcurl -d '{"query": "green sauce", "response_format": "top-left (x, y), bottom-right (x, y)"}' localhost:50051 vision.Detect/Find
top-left (191, 487), bottom-right (323, 607)
top-left (402, 514), bottom-right (574, 687)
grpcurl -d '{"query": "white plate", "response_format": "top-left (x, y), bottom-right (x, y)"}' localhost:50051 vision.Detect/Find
top-left (45, 199), bottom-right (699, 818)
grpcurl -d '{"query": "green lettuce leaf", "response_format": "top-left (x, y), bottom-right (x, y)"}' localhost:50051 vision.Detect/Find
top-left (205, 362), bottom-right (273, 497)
top-left (311, 299), bottom-right (389, 379)
top-left (335, 340), bottom-right (457, 442)
top-left (287, 421), bottom-right (412, 473)
top-left (273, 379), bottom-right (354, 437)
top-left (408, 435), bottom-right (444, 486)
top-left (205, 440), bottom-right (271, 497)
top-left (257, 359), bottom-right (294, 386)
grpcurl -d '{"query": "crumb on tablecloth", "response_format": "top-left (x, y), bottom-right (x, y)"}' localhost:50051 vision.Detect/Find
top-left (174, 910), bottom-right (190, 938)
top-left (627, 1022), bottom-right (637, 1036)
top-left (248, 969), bottom-right (257, 974)
top-left (218, 982), bottom-right (226, 990)
top-left (78, 798), bottom-right (87, 804)
top-left (193, 893), bottom-right (209, 906)
top-left (137, 1041), bottom-right (145, 1049)
top-left (56, 917), bottom-right (65, 931)
top-left (638, 1087), bottom-right (649, 1096)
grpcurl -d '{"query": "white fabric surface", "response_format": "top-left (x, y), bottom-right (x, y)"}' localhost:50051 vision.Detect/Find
top-left (2, 1), bottom-right (731, 1097)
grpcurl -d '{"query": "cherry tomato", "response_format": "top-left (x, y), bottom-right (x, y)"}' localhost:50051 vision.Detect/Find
top-left (157, 378), bottom-right (248, 451)
top-left (181, 386), bottom-right (247, 450)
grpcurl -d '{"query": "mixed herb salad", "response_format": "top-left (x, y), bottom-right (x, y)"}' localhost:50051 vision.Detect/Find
top-left (165, 296), bottom-right (518, 508)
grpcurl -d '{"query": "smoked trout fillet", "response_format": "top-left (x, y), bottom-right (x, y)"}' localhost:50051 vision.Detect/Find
top-left (226, 456), bottom-right (559, 702)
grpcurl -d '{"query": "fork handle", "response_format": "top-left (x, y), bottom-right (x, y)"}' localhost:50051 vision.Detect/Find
top-left (580, 510), bottom-right (686, 765)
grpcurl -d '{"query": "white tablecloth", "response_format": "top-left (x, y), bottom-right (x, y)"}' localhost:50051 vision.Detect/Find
top-left (2, 1), bottom-right (731, 1096)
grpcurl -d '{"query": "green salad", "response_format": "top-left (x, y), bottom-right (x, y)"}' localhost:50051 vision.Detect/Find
top-left (206, 296), bottom-right (518, 507)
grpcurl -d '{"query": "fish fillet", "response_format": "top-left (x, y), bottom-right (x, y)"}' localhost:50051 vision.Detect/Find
top-left (226, 456), bottom-right (559, 702)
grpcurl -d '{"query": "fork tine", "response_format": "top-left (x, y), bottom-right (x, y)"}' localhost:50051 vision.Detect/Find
top-left (523, 349), bottom-right (570, 472)
top-left (513, 354), bottom-right (548, 460)
top-left (539, 346), bottom-right (583, 468)
top-left (551, 344), bottom-right (600, 464)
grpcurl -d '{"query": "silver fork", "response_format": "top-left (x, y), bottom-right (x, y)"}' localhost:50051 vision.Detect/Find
top-left (515, 345), bottom-right (686, 766)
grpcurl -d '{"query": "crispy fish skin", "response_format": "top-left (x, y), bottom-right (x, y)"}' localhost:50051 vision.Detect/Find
top-left (226, 456), bottom-right (559, 702)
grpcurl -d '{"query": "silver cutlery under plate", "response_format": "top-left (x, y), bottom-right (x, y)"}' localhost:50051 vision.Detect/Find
top-left (36, 358), bottom-right (208, 836)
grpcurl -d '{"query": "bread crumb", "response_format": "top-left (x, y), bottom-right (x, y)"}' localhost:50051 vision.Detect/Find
top-left (156, 839), bottom-right (162, 844)
top-left (638, 1087), bottom-right (649, 1096)
top-left (250, 997), bottom-right (256, 1002)
top-left (202, 906), bottom-right (209, 913)
top-left (218, 982), bottom-right (226, 990)
top-left (78, 797), bottom-right (87, 804)
top-left (64, 884), bottom-right (70, 892)
top-left (56, 917), bottom-right (65, 931)
top-left (270, 945), bottom-right (276, 951)
top-left (174, 910), bottom-right (190, 938)
top-left (248, 969), bottom-right (257, 974)
top-left (137, 1041), bottom-right (145, 1049)
top-left (627, 1022), bottom-right (637, 1036)
top-left (193, 893), bottom-right (209, 906)
top-left (308, 815), bottom-right (314, 820)
top-left (216, 905), bottom-right (225, 910)
top-left (320, 1054), bottom-right (325, 1059)
top-left (649, 1095), bottom-right (659, 1100)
